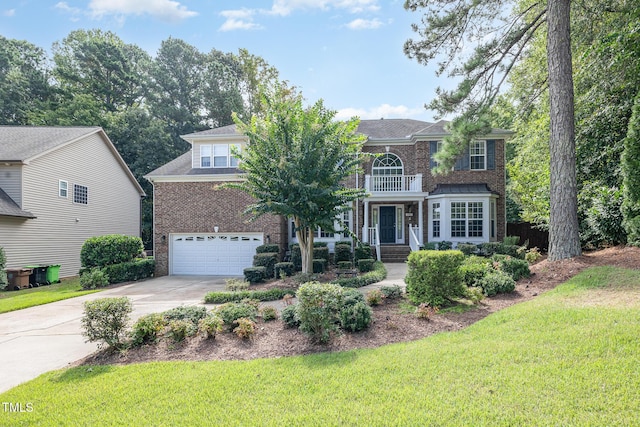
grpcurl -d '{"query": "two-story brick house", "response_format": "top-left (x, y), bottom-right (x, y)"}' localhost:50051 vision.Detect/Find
top-left (146, 118), bottom-right (510, 276)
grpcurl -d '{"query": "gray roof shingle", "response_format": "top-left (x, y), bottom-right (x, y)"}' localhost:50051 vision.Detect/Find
top-left (0, 187), bottom-right (35, 218)
top-left (429, 183), bottom-right (499, 195)
top-left (0, 126), bottom-right (101, 161)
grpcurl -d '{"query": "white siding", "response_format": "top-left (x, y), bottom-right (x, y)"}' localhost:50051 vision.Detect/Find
top-left (0, 165), bottom-right (22, 206)
top-left (0, 133), bottom-right (141, 277)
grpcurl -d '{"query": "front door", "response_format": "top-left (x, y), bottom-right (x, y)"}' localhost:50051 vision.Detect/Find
top-left (379, 206), bottom-right (396, 244)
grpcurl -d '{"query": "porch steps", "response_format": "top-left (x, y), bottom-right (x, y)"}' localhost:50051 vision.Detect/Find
top-left (379, 245), bottom-right (411, 263)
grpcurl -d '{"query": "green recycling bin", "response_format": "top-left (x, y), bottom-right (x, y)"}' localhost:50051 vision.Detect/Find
top-left (46, 264), bottom-right (61, 284)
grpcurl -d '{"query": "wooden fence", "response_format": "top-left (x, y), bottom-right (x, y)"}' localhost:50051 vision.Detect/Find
top-left (507, 222), bottom-right (549, 251)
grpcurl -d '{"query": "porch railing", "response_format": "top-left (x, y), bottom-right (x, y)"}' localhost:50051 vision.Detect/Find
top-left (365, 174), bottom-right (422, 193)
top-left (409, 224), bottom-right (421, 253)
top-left (367, 226), bottom-right (381, 262)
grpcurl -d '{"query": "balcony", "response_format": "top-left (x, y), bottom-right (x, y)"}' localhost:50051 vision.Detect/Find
top-left (364, 174), bottom-right (422, 193)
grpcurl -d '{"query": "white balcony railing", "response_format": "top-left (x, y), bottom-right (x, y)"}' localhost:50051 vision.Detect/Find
top-left (365, 174), bottom-right (422, 193)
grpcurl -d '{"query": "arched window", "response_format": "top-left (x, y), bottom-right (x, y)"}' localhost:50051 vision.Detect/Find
top-left (372, 153), bottom-right (403, 176)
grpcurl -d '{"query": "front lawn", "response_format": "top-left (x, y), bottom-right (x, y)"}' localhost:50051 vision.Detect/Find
top-left (0, 278), bottom-right (99, 314)
top-left (1, 266), bottom-right (639, 425)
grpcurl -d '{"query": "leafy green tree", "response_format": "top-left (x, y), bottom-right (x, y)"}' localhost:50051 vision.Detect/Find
top-left (203, 49), bottom-right (245, 128)
top-left (622, 93), bottom-right (640, 245)
top-left (0, 36), bottom-right (52, 124)
top-left (229, 83), bottom-right (368, 273)
top-left (52, 29), bottom-right (149, 113)
top-left (404, 0), bottom-right (581, 260)
top-left (236, 48), bottom-right (280, 119)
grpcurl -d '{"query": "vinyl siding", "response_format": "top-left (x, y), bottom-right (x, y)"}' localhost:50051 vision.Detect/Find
top-left (0, 165), bottom-right (22, 206)
top-left (0, 132), bottom-right (141, 277)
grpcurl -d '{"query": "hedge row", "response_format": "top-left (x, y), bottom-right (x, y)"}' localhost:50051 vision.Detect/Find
top-left (80, 234), bottom-right (144, 268)
top-left (203, 287), bottom-right (293, 304)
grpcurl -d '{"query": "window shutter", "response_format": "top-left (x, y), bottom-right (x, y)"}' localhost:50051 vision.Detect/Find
top-left (429, 141), bottom-right (438, 170)
top-left (454, 146), bottom-right (470, 170)
top-left (487, 140), bottom-right (496, 170)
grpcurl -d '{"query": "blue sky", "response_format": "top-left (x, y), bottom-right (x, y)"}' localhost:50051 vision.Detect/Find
top-left (0, 0), bottom-right (450, 122)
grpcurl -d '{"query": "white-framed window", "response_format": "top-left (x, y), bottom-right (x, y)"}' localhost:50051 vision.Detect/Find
top-left (59, 180), bottom-right (68, 198)
top-left (73, 184), bottom-right (88, 205)
top-left (432, 202), bottom-right (441, 238)
top-left (470, 140), bottom-right (486, 170)
top-left (451, 201), bottom-right (483, 238)
top-left (200, 144), bottom-right (240, 168)
top-left (200, 145), bottom-right (211, 167)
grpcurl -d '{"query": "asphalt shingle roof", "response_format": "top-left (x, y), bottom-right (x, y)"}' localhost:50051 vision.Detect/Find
top-left (429, 183), bottom-right (499, 195)
top-left (0, 187), bottom-right (35, 218)
top-left (0, 126), bottom-right (101, 161)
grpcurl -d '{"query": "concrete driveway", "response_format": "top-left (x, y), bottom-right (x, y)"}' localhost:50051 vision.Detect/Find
top-left (0, 275), bottom-right (229, 394)
top-left (0, 262), bottom-right (408, 394)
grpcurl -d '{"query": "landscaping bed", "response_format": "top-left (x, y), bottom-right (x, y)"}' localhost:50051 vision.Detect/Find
top-left (78, 246), bottom-right (640, 366)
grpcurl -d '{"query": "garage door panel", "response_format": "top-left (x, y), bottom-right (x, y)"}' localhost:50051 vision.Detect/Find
top-left (171, 233), bottom-right (264, 276)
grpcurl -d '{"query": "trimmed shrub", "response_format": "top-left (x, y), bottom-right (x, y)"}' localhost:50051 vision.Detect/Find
top-left (457, 243), bottom-right (478, 256)
top-left (365, 289), bottom-right (384, 306)
top-left (80, 234), bottom-right (143, 268)
top-left (354, 243), bottom-right (372, 261)
top-left (290, 244), bottom-right (302, 271)
top-left (274, 262), bottom-right (295, 278)
top-left (281, 304), bottom-right (300, 328)
top-left (494, 256), bottom-right (530, 281)
top-left (334, 244), bottom-right (352, 263)
top-left (437, 241), bottom-right (453, 250)
top-left (130, 313), bottom-right (166, 346)
top-left (225, 278), bottom-right (250, 292)
top-left (312, 258), bottom-right (326, 274)
top-left (313, 241), bottom-right (328, 248)
top-left (253, 253), bottom-right (279, 278)
top-left (256, 244), bottom-right (280, 254)
top-left (337, 261), bottom-right (353, 270)
top-left (460, 256), bottom-right (492, 287)
top-left (163, 306), bottom-right (207, 325)
top-left (296, 282), bottom-right (343, 343)
top-left (313, 246), bottom-right (330, 264)
top-left (233, 317), bottom-right (257, 339)
top-left (204, 288), bottom-right (293, 304)
top-left (81, 297), bottom-right (132, 350)
top-left (198, 313), bottom-right (223, 339)
top-left (380, 285), bottom-right (403, 300)
top-left (332, 261), bottom-right (387, 288)
top-left (341, 287), bottom-right (365, 306)
top-left (100, 258), bottom-right (155, 284)
top-left (261, 306), bottom-right (278, 321)
top-left (340, 301), bottom-right (372, 332)
top-left (357, 258), bottom-right (375, 273)
top-left (503, 236), bottom-right (520, 245)
top-left (243, 267), bottom-right (266, 283)
top-left (480, 242), bottom-right (524, 259)
top-left (405, 250), bottom-right (466, 307)
top-left (166, 319), bottom-right (197, 343)
top-left (422, 242), bottom-right (437, 250)
top-left (80, 268), bottom-right (110, 290)
top-left (478, 271), bottom-right (516, 296)
top-left (216, 302), bottom-right (258, 329)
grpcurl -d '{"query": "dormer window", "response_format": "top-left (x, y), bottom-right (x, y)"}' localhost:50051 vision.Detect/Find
top-left (199, 144), bottom-right (240, 168)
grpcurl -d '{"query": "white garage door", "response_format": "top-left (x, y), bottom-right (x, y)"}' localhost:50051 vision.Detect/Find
top-left (170, 233), bottom-right (264, 275)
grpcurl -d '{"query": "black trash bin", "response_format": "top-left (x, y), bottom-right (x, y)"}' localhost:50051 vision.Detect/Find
top-left (24, 265), bottom-right (49, 287)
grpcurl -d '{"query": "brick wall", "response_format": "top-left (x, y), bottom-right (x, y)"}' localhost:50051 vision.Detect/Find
top-left (153, 181), bottom-right (286, 276)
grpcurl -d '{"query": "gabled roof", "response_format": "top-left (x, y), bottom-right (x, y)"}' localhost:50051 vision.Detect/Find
top-left (356, 119), bottom-right (435, 140)
top-left (0, 187), bottom-right (35, 218)
top-left (0, 126), bottom-right (145, 196)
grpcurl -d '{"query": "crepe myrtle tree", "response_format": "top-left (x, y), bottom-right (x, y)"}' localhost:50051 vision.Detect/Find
top-left (228, 82), bottom-right (369, 273)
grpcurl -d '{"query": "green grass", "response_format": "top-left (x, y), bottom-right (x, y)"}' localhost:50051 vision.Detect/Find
top-left (2, 266), bottom-right (640, 425)
top-left (0, 279), bottom-right (99, 313)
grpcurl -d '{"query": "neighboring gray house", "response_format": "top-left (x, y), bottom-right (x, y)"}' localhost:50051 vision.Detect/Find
top-left (0, 127), bottom-right (145, 278)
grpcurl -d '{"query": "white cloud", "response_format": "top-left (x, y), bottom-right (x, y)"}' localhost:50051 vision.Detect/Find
top-left (55, 2), bottom-right (82, 21)
top-left (3, 9), bottom-right (15, 17)
top-left (345, 18), bottom-right (385, 30)
top-left (219, 0), bottom-right (380, 31)
top-left (336, 104), bottom-right (426, 120)
top-left (88, 0), bottom-right (198, 23)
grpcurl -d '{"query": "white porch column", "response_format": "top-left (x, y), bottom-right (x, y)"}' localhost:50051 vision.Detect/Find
top-left (363, 200), bottom-right (369, 243)
top-left (418, 199), bottom-right (424, 245)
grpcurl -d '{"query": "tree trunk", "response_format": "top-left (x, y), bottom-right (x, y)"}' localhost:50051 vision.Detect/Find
top-left (295, 218), bottom-right (315, 273)
top-left (546, 0), bottom-right (582, 261)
